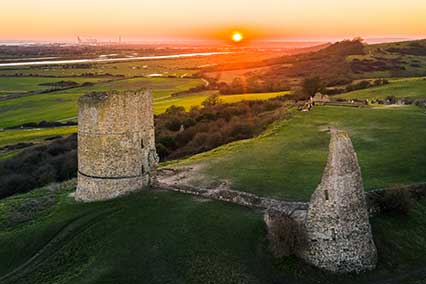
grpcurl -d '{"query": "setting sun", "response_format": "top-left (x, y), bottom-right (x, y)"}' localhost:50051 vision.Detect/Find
top-left (232, 32), bottom-right (244, 42)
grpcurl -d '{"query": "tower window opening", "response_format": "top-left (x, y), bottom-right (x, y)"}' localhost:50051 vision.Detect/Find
top-left (141, 139), bottom-right (144, 149)
top-left (324, 190), bottom-right (329, 201)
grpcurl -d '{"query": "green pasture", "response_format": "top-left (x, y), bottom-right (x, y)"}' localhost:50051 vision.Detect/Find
top-left (175, 105), bottom-right (426, 201)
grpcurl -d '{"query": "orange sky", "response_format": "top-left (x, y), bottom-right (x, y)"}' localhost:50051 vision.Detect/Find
top-left (1, 0), bottom-right (425, 41)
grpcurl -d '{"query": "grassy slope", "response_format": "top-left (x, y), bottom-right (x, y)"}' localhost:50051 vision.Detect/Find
top-left (173, 105), bottom-right (426, 201)
top-left (0, 184), bottom-right (426, 284)
top-left (335, 77), bottom-right (426, 100)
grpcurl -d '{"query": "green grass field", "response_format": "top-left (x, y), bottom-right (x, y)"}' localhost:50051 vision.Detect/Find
top-left (0, 77), bottom-right (104, 96)
top-left (0, 77), bottom-right (204, 128)
top-left (0, 183), bottom-right (425, 284)
top-left (173, 105), bottom-right (426, 201)
top-left (335, 77), bottom-right (426, 101)
top-left (0, 127), bottom-right (77, 148)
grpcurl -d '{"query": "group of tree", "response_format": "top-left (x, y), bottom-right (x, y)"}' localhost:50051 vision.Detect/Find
top-left (155, 94), bottom-right (289, 160)
top-left (325, 79), bottom-right (389, 95)
top-left (217, 76), bottom-right (290, 95)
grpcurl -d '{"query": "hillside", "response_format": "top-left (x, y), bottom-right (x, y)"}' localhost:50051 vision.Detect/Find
top-left (203, 39), bottom-right (426, 91)
top-left (349, 39), bottom-right (426, 78)
top-left (1, 180), bottom-right (426, 284)
top-left (334, 77), bottom-right (426, 101)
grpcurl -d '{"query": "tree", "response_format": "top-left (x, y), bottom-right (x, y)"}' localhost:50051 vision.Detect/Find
top-left (303, 77), bottom-right (325, 97)
top-left (165, 105), bottom-right (185, 115)
top-left (202, 93), bottom-right (223, 108)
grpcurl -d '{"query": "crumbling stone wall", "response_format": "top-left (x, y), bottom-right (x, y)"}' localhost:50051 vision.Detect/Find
top-left (75, 91), bottom-right (158, 202)
top-left (299, 130), bottom-right (377, 273)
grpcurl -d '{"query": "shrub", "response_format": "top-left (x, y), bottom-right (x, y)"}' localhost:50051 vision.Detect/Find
top-left (156, 143), bottom-right (171, 161)
top-left (202, 93), bottom-right (223, 108)
top-left (165, 117), bottom-right (182, 131)
top-left (229, 122), bottom-right (254, 140)
top-left (0, 134), bottom-right (77, 199)
top-left (156, 136), bottom-right (177, 150)
top-left (379, 188), bottom-right (415, 216)
top-left (165, 105), bottom-right (185, 115)
top-left (266, 212), bottom-right (307, 257)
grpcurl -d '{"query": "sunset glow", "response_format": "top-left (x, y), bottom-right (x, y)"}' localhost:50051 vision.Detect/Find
top-left (0, 0), bottom-right (425, 41)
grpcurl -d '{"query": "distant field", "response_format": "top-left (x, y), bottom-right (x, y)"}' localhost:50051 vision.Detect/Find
top-left (175, 105), bottom-right (426, 201)
top-left (0, 77), bottom-right (204, 128)
top-left (335, 77), bottom-right (426, 100)
top-left (0, 127), bottom-right (77, 148)
top-left (0, 77), bottom-right (104, 96)
top-left (0, 86), bottom-right (287, 147)
top-left (0, 52), bottom-right (279, 78)
top-left (205, 66), bottom-right (272, 83)
top-left (154, 91), bottom-right (289, 113)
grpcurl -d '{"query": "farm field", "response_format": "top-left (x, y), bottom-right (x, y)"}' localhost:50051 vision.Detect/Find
top-left (0, 127), bottom-right (77, 148)
top-left (154, 91), bottom-right (288, 113)
top-left (174, 105), bottom-right (426, 201)
top-left (0, 75), bottom-right (287, 148)
top-left (0, 91), bottom-right (286, 147)
top-left (0, 77), bottom-right (104, 96)
top-left (335, 77), bottom-right (426, 101)
top-left (0, 77), bottom-right (204, 128)
top-left (0, 182), bottom-right (425, 284)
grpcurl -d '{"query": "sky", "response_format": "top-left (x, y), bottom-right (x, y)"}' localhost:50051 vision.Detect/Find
top-left (1, 0), bottom-right (426, 41)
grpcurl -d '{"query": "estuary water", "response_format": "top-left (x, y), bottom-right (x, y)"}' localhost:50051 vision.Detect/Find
top-left (0, 52), bottom-right (231, 67)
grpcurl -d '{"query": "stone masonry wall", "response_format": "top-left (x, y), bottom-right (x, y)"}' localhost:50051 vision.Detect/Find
top-left (299, 130), bottom-right (377, 273)
top-left (75, 91), bottom-right (158, 202)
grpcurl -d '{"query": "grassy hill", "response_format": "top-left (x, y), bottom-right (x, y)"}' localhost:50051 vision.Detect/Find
top-left (349, 39), bottom-right (426, 78)
top-left (171, 105), bottom-right (426, 201)
top-left (334, 77), bottom-right (426, 101)
top-left (1, 182), bottom-right (426, 284)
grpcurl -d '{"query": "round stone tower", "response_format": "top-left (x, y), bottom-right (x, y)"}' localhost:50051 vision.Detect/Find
top-left (75, 90), bottom-right (158, 202)
top-left (300, 129), bottom-right (377, 273)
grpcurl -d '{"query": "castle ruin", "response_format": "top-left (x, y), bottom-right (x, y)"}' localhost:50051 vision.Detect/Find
top-left (74, 88), bottom-right (377, 273)
top-left (75, 90), bottom-right (158, 202)
top-left (299, 129), bottom-right (377, 273)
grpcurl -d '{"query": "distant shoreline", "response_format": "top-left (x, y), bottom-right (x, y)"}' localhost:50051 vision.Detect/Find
top-left (0, 52), bottom-right (233, 68)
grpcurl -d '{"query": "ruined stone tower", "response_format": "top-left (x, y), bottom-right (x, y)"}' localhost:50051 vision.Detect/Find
top-left (300, 130), bottom-right (377, 273)
top-left (75, 90), bottom-right (158, 202)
